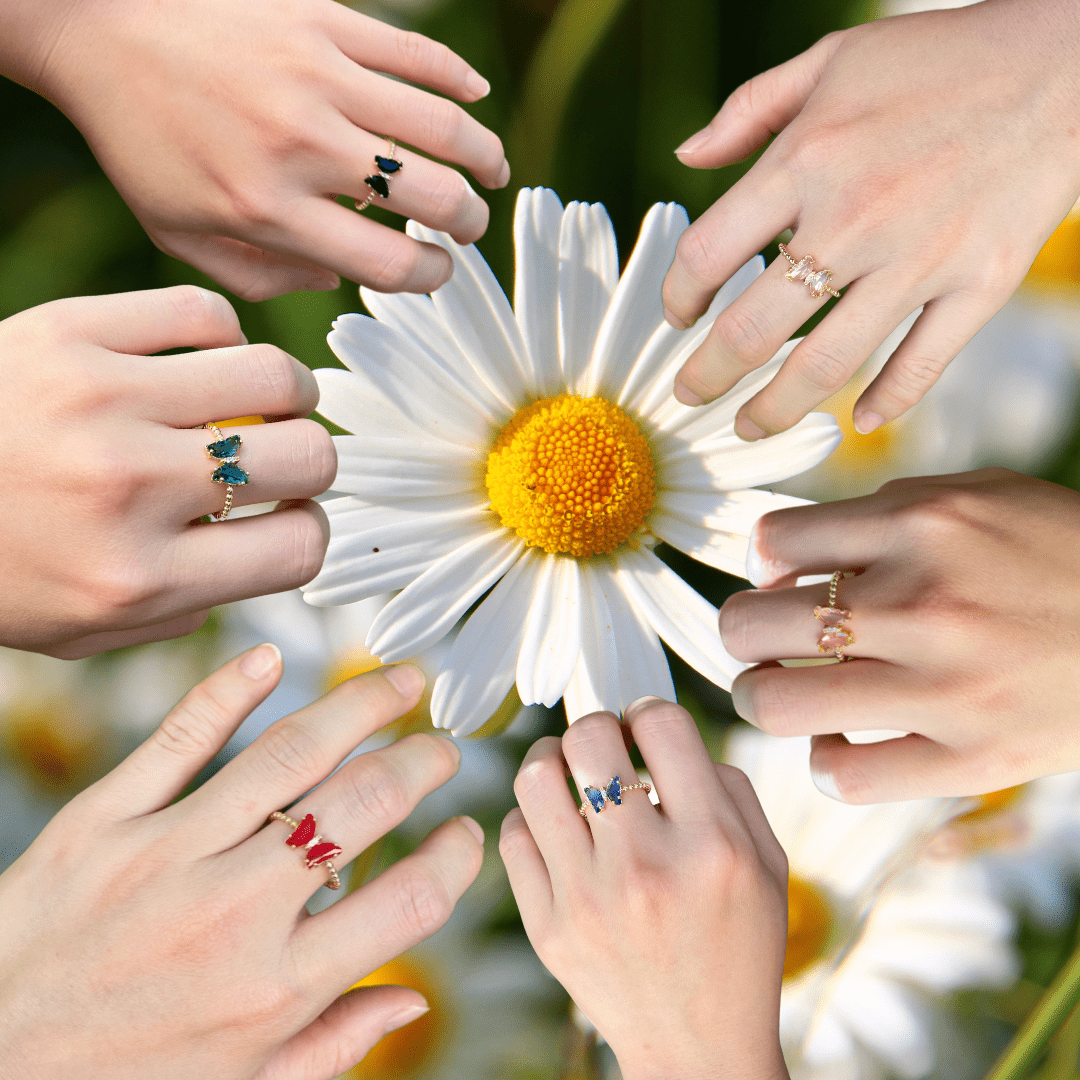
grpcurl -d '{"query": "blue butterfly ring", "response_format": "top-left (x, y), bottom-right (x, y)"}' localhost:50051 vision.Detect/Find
top-left (578, 776), bottom-right (653, 817)
top-left (356, 139), bottom-right (404, 212)
top-left (204, 423), bottom-right (249, 522)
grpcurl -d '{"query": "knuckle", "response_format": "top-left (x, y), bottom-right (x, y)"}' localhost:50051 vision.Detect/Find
top-left (745, 676), bottom-right (811, 737)
top-left (344, 757), bottom-right (411, 825)
top-left (514, 753), bottom-right (563, 805)
top-left (713, 304), bottom-right (772, 361)
top-left (674, 227), bottom-right (729, 288)
top-left (397, 30), bottom-right (434, 72)
top-left (426, 171), bottom-right (471, 225)
top-left (887, 351), bottom-right (950, 405)
top-left (165, 285), bottom-right (234, 336)
top-left (151, 691), bottom-right (231, 759)
top-left (718, 593), bottom-right (756, 658)
top-left (218, 180), bottom-right (281, 231)
top-left (291, 419), bottom-right (337, 492)
top-left (890, 487), bottom-right (984, 543)
top-left (630, 701), bottom-right (692, 744)
top-left (791, 344), bottom-right (854, 394)
top-left (86, 558), bottom-right (162, 620)
top-left (244, 343), bottom-right (304, 406)
top-left (561, 711), bottom-right (620, 756)
top-left (365, 240), bottom-right (422, 292)
top-left (395, 867), bottom-right (452, 938)
top-left (416, 97), bottom-right (464, 150)
top-left (258, 721), bottom-right (325, 786)
top-left (278, 509), bottom-right (328, 586)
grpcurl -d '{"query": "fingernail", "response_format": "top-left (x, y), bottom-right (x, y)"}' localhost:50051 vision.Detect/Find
top-left (853, 411), bottom-right (884, 435)
top-left (735, 415), bottom-right (767, 441)
top-left (675, 127), bottom-right (712, 156)
top-left (239, 643), bottom-right (281, 681)
top-left (459, 815), bottom-right (485, 845)
top-left (383, 663), bottom-right (425, 697)
top-left (303, 275), bottom-right (339, 292)
top-left (745, 526), bottom-right (766, 588)
top-left (730, 681), bottom-right (753, 721)
top-left (673, 379), bottom-right (705, 407)
top-left (465, 71), bottom-right (491, 99)
top-left (811, 769), bottom-right (845, 803)
top-left (496, 159), bottom-right (511, 188)
top-left (663, 306), bottom-right (692, 330)
top-left (419, 245), bottom-right (454, 289)
top-left (623, 695), bottom-right (663, 720)
top-left (385, 1002), bottom-right (430, 1035)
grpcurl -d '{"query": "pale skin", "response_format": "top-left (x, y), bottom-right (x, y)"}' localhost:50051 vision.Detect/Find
top-left (720, 469), bottom-right (1080, 802)
top-left (663, 0), bottom-right (1080, 440)
top-left (501, 698), bottom-right (790, 1080)
top-left (0, 285), bottom-right (337, 658)
top-left (0, 0), bottom-right (509, 301)
top-left (0, 648), bottom-right (485, 1080)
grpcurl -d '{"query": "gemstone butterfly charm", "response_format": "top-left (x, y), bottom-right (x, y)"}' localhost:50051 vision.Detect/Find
top-left (583, 775), bottom-right (623, 814)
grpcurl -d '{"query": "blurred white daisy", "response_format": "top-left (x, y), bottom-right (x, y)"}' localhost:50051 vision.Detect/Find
top-left (304, 188), bottom-right (840, 734)
top-left (725, 728), bottom-right (1018, 1080)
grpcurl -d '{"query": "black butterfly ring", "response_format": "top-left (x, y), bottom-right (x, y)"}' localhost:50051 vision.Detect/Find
top-left (357, 138), bottom-right (404, 212)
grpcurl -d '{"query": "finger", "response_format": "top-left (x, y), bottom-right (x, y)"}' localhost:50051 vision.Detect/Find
top-left (853, 293), bottom-right (998, 433)
top-left (43, 609), bottom-right (211, 660)
top-left (254, 985), bottom-right (429, 1080)
top-left (168, 420), bottom-right (336, 520)
top-left (875, 467), bottom-right (1015, 492)
top-left (295, 816), bottom-right (485, 989)
top-left (331, 8), bottom-right (491, 103)
top-left (729, 659), bottom-right (927, 739)
top-left (673, 32), bottom-right (844, 166)
top-left (145, 343), bottom-right (320, 427)
top-left (621, 697), bottom-right (730, 826)
top-left (670, 245), bottom-right (833, 407)
top-left (88, 644), bottom-right (283, 818)
top-left (160, 233), bottom-right (339, 304)
top-left (499, 807), bottom-right (553, 930)
top-left (809, 732), bottom-right (968, 803)
top-left (733, 275), bottom-right (918, 438)
top-left (713, 763), bottom-right (787, 882)
top-left (513, 736), bottom-right (593, 881)
top-left (189, 664), bottom-right (426, 846)
top-left (59, 286), bottom-right (243, 354)
top-left (344, 67), bottom-right (506, 188)
top-left (324, 125), bottom-right (490, 246)
top-left (662, 169), bottom-right (797, 331)
top-left (246, 731), bottom-right (462, 895)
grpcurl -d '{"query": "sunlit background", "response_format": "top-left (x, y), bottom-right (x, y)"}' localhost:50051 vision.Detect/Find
top-left (3, 0), bottom-right (1080, 1077)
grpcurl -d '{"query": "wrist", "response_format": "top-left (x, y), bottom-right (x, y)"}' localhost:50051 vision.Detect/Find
top-left (0, 0), bottom-right (88, 97)
top-left (616, 1040), bottom-right (789, 1080)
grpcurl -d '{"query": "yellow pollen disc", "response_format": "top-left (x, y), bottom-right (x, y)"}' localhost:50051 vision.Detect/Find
top-left (957, 784), bottom-right (1026, 824)
top-left (784, 875), bottom-right (833, 980)
top-left (1026, 204), bottom-right (1080, 290)
top-left (485, 394), bottom-right (656, 558)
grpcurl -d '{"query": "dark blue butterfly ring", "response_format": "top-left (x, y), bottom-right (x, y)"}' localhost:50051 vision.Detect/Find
top-left (357, 139), bottom-right (404, 213)
top-left (204, 423), bottom-right (249, 522)
top-left (579, 775), bottom-right (653, 817)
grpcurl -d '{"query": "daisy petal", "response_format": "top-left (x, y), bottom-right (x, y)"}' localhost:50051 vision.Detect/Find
top-left (558, 201), bottom-right (619, 394)
top-left (358, 289), bottom-right (511, 421)
top-left (407, 220), bottom-right (531, 408)
top-left (649, 512), bottom-right (755, 578)
top-left (581, 202), bottom-right (688, 398)
top-left (314, 368), bottom-right (424, 441)
top-left (366, 531), bottom-right (526, 662)
top-left (615, 546), bottom-right (745, 690)
top-left (333, 434), bottom-right (479, 500)
top-left (563, 562), bottom-right (621, 719)
top-left (516, 555), bottom-right (583, 708)
top-left (514, 187), bottom-right (564, 397)
top-left (431, 552), bottom-right (541, 735)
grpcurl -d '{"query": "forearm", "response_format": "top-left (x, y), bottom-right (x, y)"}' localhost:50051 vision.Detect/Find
top-left (0, 0), bottom-right (84, 95)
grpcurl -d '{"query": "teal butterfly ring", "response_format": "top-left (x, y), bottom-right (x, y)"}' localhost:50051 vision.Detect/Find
top-left (204, 423), bottom-right (249, 522)
top-left (579, 775), bottom-right (653, 817)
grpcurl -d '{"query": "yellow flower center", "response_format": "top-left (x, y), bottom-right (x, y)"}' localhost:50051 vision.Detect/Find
top-left (1026, 206), bottom-right (1080, 289)
top-left (784, 875), bottom-right (833, 980)
top-left (822, 378), bottom-right (897, 479)
top-left (485, 394), bottom-right (656, 557)
top-left (956, 784), bottom-right (1026, 824)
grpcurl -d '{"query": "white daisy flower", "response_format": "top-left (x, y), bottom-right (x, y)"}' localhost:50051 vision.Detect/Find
top-left (725, 728), bottom-right (1018, 1080)
top-left (303, 188), bottom-right (841, 735)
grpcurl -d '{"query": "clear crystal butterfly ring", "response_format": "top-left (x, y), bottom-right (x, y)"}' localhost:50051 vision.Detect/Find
top-left (779, 242), bottom-right (842, 300)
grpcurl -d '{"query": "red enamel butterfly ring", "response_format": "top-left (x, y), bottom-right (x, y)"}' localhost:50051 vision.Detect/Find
top-left (269, 811), bottom-right (343, 890)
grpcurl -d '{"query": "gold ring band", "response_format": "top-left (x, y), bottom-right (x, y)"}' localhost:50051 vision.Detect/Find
top-left (270, 810), bottom-right (342, 890)
top-left (814, 570), bottom-right (855, 661)
top-left (779, 242), bottom-right (842, 300)
top-left (204, 422), bottom-right (248, 522)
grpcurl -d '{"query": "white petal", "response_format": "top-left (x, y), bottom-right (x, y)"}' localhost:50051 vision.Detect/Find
top-left (333, 434), bottom-right (479, 499)
top-left (358, 289), bottom-right (511, 422)
top-left (618, 256), bottom-right (764, 412)
top-left (580, 202), bottom-right (688, 399)
top-left (558, 201), bottom-right (619, 394)
top-left (563, 559), bottom-right (675, 720)
top-left (328, 313), bottom-right (494, 447)
top-left (514, 188), bottom-right (564, 398)
top-left (430, 551), bottom-right (541, 735)
top-left (659, 413), bottom-right (842, 491)
top-left (615, 546), bottom-right (745, 690)
top-left (407, 220), bottom-right (531, 407)
top-left (366, 530), bottom-right (525, 662)
top-left (649, 512), bottom-right (751, 577)
top-left (516, 555), bottom-right (583, 708)
top-left (315, 368), bottom-right (424, 441)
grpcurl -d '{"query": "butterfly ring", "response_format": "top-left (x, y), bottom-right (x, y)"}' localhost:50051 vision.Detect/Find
top-left (579, 775), bottom-right (653, 817)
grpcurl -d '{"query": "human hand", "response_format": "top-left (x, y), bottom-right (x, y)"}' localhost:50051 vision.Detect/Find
top-left (0, 0), bottom-right (507, 301)
top-left (0, 646), bottom-right (484, 1080)
top-left (663, 0), bottom-right (1080, 439)
top-left (720, 469), bottom-right (1080, 802)
top-left (501, 699), bottom-right (790, 1080)
top-left (0, 285), bottom-right (335, 658)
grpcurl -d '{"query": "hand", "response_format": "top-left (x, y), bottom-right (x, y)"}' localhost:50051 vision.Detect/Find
top-left (0, 285), bottom-right (335, 658)
top-left (662, 0), bottom-right (1080, 439)
top-left (500, 699), bottom-right (789, 1080)
top-left (0, 0), bottom-right (508, 301)
top-left (0, 646), bottom-right (484, 1080)
top-left (720, 469), bottom-right (1080, 801)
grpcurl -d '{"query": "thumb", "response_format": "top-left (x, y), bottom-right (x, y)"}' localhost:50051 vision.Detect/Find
top-left (674, 30), bottom-right (846, 167)
top-left (254, 984), bottom-right (430, 1080)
